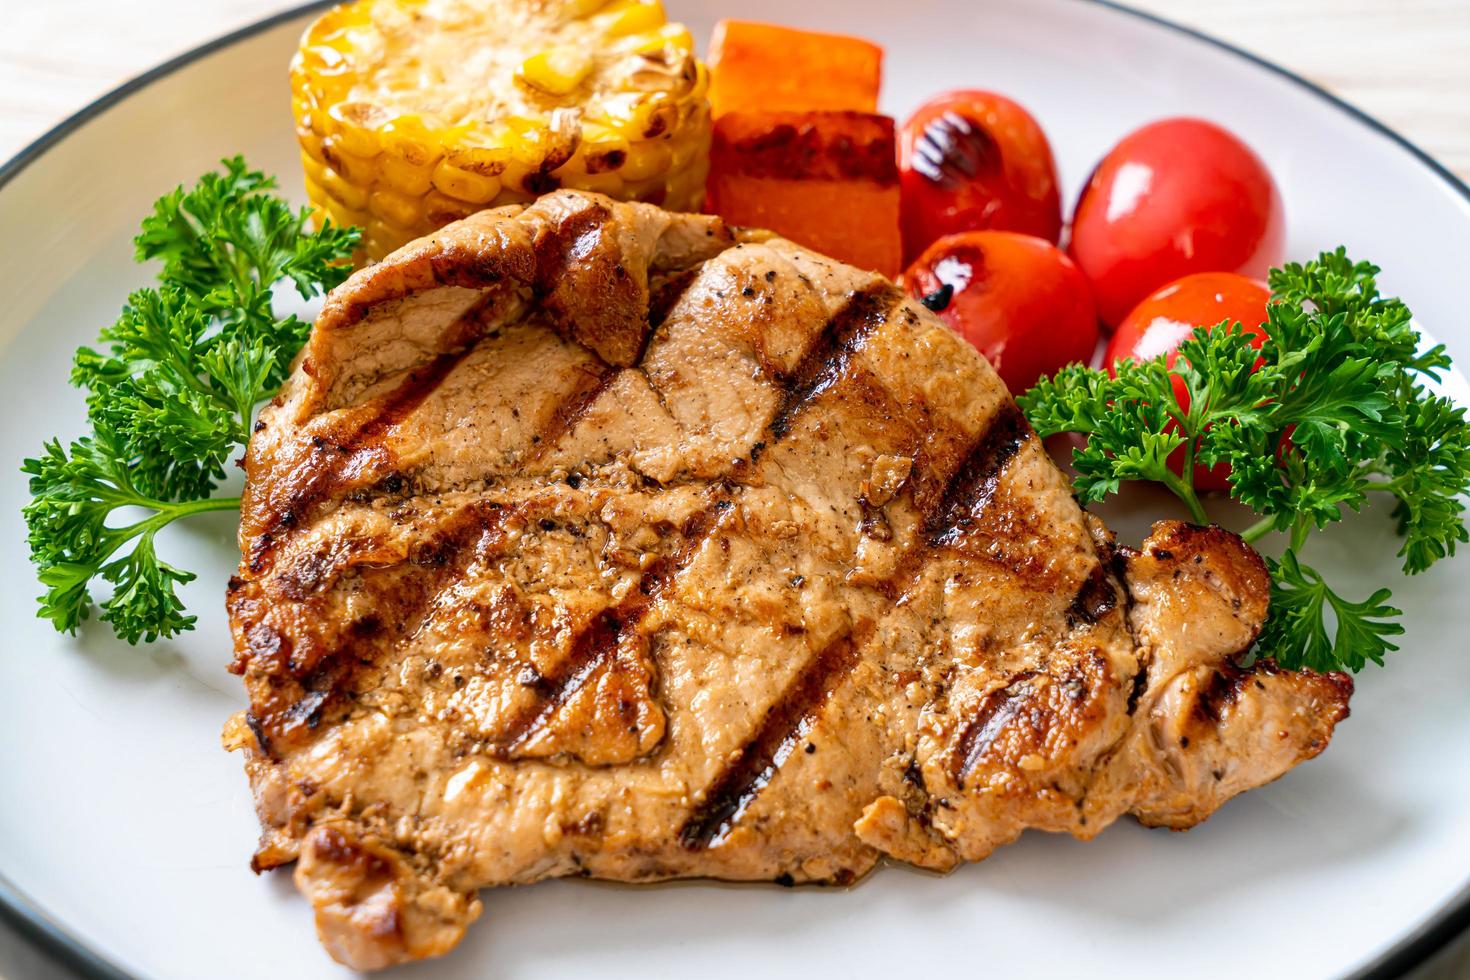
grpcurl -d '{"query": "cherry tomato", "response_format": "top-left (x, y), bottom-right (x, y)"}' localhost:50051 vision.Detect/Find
top-left (899, 90), bottom-right (1062, 264)
top-left (905, 231), bottom-right (1098, 394)
top-left (1105, 272), bottom-right (1270, 491)
top-left (1069, 117), bottom-right (1283, 328)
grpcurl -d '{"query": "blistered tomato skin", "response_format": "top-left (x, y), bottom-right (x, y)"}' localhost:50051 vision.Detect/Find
top-left (899, 90), bottom-right (1062, 263)
top-left (905, 231), bottom-right (1098, 394)
top-left (1105, 271), bottom-right (1270, 490)
top-left (1069, 117), bottom-right (1284, 328)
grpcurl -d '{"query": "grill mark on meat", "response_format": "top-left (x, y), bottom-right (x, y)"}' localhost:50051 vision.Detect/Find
top-left (1125, 660), bottom-right (1150, 716)
top-left (252, 347), bottom-right (476, 571)
top-left (493, 495), bottom-right (733, 755)
top-left (952, 673), bottom-right (1039, 785)
top-left (767, 283), bottom-right (904, 441)
top-left (249, 502), bottom-right (518, 754)
top-left (679, 624), bottom-right (871, 850)
top-left (523, 363), bottom-right (621, 463)
top-left (925, 402), bottom-right (1032, 544)
top-left (873, 403), bottom-right (1031, 604)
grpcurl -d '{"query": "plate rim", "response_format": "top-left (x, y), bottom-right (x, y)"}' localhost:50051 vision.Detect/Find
top-left (0, 1), bottom-right (1466, 978)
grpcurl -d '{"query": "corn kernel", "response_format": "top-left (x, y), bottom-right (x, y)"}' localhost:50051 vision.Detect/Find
top-left (293, 0), bottom-right (709, 261)
top-left (298, 125), bottom-right (326, 164)
top-left (567, 170), bottom-right (627, 197)
top-left (520, 46), bottom-right (593, 96)
top-left (379, 154), bottom-right (437, 196)
top-left (364, 220), bottom-right (417, 259)
top-left (628, 24), bottom-right (693, 54)
top-left (431, 160), bottom-right (503, 204)
top-left (668, 132), bottom-right (699, 171)
top-left (424, 190), bottom-right (480, 226)
top-left (323, 194), bottom-right (371, 231)
top-left (665, 163), bottom-right (706, 212)
top-left (327, 101), bottom-right (389, 157)
top-left (623, 175), bottom-right (667, 204)
top-left (382, 116), bottom-right (443, 168)
top-left (322, 138), bottom-right (379, 185)
top-left (598, 0), bottom-right (665, 37)
top-left (621, 140), bottom-right (670, 181)
top-left (321, 166), bottom-right (371, 210)
top-left (561, 0), bottom-right (613, 19)
top-left (369, 187), bottom-right (424, 229)
top-left (300, 149), bottom-right (328, 186)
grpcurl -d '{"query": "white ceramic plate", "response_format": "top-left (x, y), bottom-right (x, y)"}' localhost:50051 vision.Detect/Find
top-left (2, 2), bottom-right (1469, 978)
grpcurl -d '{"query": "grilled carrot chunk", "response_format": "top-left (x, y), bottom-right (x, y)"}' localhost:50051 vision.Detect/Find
top-left (707, 21), bottom-right (883, 117)
top-left (706, 111), bottom-right (901, 278)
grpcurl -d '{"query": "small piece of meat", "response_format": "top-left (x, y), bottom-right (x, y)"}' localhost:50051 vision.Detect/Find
top-left (223, 190), bottom-right (1351, 970)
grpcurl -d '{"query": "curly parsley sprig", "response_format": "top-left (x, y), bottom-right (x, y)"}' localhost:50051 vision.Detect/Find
top-left (22, 157), bottom-right (358, 643)
top-left (1019, 249), bottom-right (1470, 673)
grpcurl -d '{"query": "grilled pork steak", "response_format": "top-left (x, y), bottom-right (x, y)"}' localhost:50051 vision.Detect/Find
top-left (224, 190), bottom-right (1351, 970)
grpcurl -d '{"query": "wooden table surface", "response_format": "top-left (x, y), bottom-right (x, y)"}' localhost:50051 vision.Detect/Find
top-left (3, 0), bottom-right (1469, 179)
top-left (1, 2), bottom-right (1467, 979)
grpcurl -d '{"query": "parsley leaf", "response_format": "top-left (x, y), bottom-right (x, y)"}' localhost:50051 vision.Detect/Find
top-left (1258, 551), bottom-right (1403, 673)
top-left (22, 158), bottom-right (359, 643)
top-left (1020, 250), bottom-right (1470, 673)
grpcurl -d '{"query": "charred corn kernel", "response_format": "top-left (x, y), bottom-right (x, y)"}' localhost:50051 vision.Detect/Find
top-left (431, 160), bottom-right (502, 204)
top-left (381, 117), bottom-right (442, 168)
top-left (322, 139), bottom-right (379, 185)
top-left (326, 102), bottom-right (389, 157)
top-left (292, 0), bottom-right (711, 260)
top-left (520, 46), bottom-right (593, 96)
top-left (379, 154), bottom-right (437, 196)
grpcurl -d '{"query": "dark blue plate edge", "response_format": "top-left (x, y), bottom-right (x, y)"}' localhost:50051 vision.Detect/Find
top-left (0, 1), bottom-right (1466, 978)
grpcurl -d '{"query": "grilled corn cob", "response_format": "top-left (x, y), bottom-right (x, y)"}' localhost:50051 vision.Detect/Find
top-left (291, 0), bottom-right (711, 260)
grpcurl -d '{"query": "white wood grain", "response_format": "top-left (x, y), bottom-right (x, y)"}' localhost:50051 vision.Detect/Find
top-left (2, 0), bottom-right (1468, 178)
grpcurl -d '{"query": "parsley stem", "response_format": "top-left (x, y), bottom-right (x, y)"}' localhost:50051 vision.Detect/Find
top-left (1240, 515), bottom-right (1278, 544)
top-left (1160, 469), bottom-right (1212, 525)
top-left (106, 493), bottom-right (242, 552)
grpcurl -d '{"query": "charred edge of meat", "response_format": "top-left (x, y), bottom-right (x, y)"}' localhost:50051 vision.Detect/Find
top-left (1195, 663), bottom-right (1253, 725)
top-left (1066, 565), bottom-right (1118, 629)
top-left (244, 710), bottom-right (276, 760)
top-left (679, 626), bottom-right (868, 850)
top-left (494, 497), bottom-right (731, 752)
top-left (531, 199), bottom-right (610, 302)
top-left (925, 402), bottom-right (1032, 544)
top-left (767, 283), bottom-right (904, 441)
top-left (951, 671), bottom-right (1038, 787)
